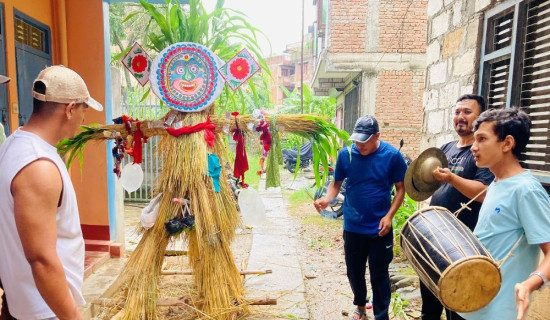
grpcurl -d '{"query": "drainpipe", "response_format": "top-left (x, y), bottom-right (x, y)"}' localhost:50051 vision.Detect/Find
top-left (53, 0), bottom-right (68, 65)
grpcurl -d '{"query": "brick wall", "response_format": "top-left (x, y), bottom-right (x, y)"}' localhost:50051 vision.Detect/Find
top-left (379, 0), bottom-right (428, 53)
top-left (329, 0), bottom-right (367, 53)
top-left (375, 70), bottom-right (424, 158)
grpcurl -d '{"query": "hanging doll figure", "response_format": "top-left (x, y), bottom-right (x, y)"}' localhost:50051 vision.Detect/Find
top-left (255, 110), bottom-right (271, 175)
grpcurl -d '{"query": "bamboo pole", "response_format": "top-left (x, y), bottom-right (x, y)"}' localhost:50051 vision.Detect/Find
top-left (160, 269), bottom-right (272, 276)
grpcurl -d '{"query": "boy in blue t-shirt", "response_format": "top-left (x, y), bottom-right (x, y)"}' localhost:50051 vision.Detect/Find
top-left (314, 115), bottom-right (407, 320)
top-left (461, 108), bottom-right (550, 320)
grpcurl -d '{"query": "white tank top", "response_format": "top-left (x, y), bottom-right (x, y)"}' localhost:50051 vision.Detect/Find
top-left (0, 129), bottom-right (85, 320)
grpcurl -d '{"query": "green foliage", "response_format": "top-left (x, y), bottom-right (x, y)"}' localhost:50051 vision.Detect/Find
top-left (393, 194), bottom-right (418, 243)
top-left (391, 292), bottom-right (410, 320)
top-left (243, 152), bottom-right (261, 190)
top-left (288, 189), bottom-right (312, 205)
top-left (307, 236), bottom-right (333, 249)
top-left (280, 134), bottom-right (302, 150)
top-left (298, 116), bottom-right (350, 188)
top-left (56, 125), bottom-right (106, 169)
top-left (116, 0), bottom-right (273, 114)
top-left (278, 84), bottom-right (337, 118)
top-left (109, 3), bottom-right (156, 88)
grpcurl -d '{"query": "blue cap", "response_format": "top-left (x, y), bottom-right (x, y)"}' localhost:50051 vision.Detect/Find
top-left (349, 115), bottom-right (379, 143)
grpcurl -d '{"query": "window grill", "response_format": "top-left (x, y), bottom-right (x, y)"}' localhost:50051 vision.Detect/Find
top-left (14, 17), bottom-right (46, 52)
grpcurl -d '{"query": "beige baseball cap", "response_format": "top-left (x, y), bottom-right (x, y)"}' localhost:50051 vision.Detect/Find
top-left (32, 65), bottom-right (103, 111)
top-left (0, 75), bottom-right (9, 83)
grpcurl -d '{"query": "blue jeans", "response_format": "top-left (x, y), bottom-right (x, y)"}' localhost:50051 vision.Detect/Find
top-left (344, 230), bottom-right (393, 320)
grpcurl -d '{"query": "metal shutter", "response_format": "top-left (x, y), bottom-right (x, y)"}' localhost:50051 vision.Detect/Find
top-left (486, 11), bottom-right (515, 109)
top-left (520, 0), bottom-right (550, 171)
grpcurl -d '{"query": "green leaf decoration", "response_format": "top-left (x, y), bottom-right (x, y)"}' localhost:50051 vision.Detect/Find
top-left (56, 125), bottom-right (107, 170)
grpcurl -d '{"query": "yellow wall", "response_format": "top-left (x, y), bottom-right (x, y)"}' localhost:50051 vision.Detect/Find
top-left (1, 0), bottom-right (110, 228)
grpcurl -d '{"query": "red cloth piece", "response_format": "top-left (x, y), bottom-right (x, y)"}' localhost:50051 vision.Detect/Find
top-left (166, 117), bottom-right (216, 147)
top-left (132, 121), bottom-right (148, 164)
top-left (255, 119), bottom-right (271, 153)
top-left (232, 115), bottom-right (248, 184)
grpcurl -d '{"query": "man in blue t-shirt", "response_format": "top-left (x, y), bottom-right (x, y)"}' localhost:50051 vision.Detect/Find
top-left (459, 108), bottom-right (550, 320)
top-left (314, 115), bottom-right (407, 320)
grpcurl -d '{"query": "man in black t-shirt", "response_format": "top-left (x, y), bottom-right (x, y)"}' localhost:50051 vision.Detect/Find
top-left (420, 94), bottom-right (494, 320)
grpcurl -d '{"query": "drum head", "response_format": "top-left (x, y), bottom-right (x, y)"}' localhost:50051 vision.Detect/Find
top-left (438, 256), bottom-right (501, 312)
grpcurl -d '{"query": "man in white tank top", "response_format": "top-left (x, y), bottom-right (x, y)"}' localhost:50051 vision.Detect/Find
top-left (0, 66), bottom-right (103, 320)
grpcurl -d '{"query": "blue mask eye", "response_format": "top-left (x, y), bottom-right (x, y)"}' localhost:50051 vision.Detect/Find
top-left (176, 66), bottom-right (185, 74)
top-left (189, 64), bottom-right (199, 74)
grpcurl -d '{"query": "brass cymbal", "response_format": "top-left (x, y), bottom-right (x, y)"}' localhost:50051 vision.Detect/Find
top-left (404, 147), bottom-right (448, 201)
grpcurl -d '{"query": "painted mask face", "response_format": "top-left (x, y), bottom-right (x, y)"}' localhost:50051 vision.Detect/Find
top-left (150, 42), bottom-right (224, 112)
top-left (168, 54), bottom-right (206, 97)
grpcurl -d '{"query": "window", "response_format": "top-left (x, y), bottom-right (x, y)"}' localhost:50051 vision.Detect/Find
top-left (14, 16), bottom-right (48, 53)
top-left (479, 0), bottom-right (550, 174)
top-left (344, 85), bottom-right (360, 134)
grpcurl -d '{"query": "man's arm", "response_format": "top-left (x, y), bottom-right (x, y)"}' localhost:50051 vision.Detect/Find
top-left (432, 167), bottom-right (488, 202)
top-left (12, 160), bottom-right (82, 320)
top-left (515, 242), bottom-right (550, 320)
top-left (378, 181), bottom-right (405, 236)
top-left (313, 180), bottom-right (343, 212)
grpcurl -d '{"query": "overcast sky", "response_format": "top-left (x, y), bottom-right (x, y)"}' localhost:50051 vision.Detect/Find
top-left (203, 0), bottom-right (316, 56)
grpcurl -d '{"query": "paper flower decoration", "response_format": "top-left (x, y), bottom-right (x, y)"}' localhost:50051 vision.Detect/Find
top-left (218, 48), bottom-right (261, 91)
top-left (122, 42), bottom-right (152, 87)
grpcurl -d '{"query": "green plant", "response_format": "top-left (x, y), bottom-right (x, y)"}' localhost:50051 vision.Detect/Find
top-left (306, 237), bottom-right (333, 249)
top-left (278, 84), bottom-right (337, 118)
top-left (390, 292), bottom-right (410, 320)
top-left (393, 194), bottom-right (417, 243)
top-left (288, 188), bottom-right (313, 206)
top-left (116, 0), bottom-right (272, 111)
top-left (243, 152), bottom-right (261, 190)
top-left (56, 125), bottom-right (106, 169)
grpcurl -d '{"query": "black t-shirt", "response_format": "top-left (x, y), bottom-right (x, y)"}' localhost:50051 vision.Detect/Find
top-left (429, 140), bottom-right (494, 230)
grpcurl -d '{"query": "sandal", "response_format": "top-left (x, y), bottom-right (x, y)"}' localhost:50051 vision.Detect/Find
top-left (351, 308), bottom-right (366, 320)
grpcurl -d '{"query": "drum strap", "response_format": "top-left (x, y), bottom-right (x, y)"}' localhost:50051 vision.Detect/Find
top-left (497, 233), bottom-right (525, 267)
top-left (453, 187), bottom-right (488, 217)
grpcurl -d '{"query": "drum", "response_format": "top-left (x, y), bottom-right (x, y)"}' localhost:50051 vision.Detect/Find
top-left (400, 206), bottom-right (501, 313)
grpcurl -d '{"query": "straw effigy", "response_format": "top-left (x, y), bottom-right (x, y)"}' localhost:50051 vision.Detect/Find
top-left (111, 108), bottom-right (246, 320)
top-left (57, 112), bottom-right (345, 319)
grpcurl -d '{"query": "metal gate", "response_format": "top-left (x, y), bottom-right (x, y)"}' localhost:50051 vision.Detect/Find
top-left (121, 89), bottom-right (168, 202)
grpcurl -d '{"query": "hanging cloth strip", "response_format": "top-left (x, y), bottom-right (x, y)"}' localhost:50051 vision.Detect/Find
top-left (132, 121), bottom-right (148, 164)
top-left (166, 116), bottom-right (216, 147)
top-left (231, 112), bottom-right (249, 187)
